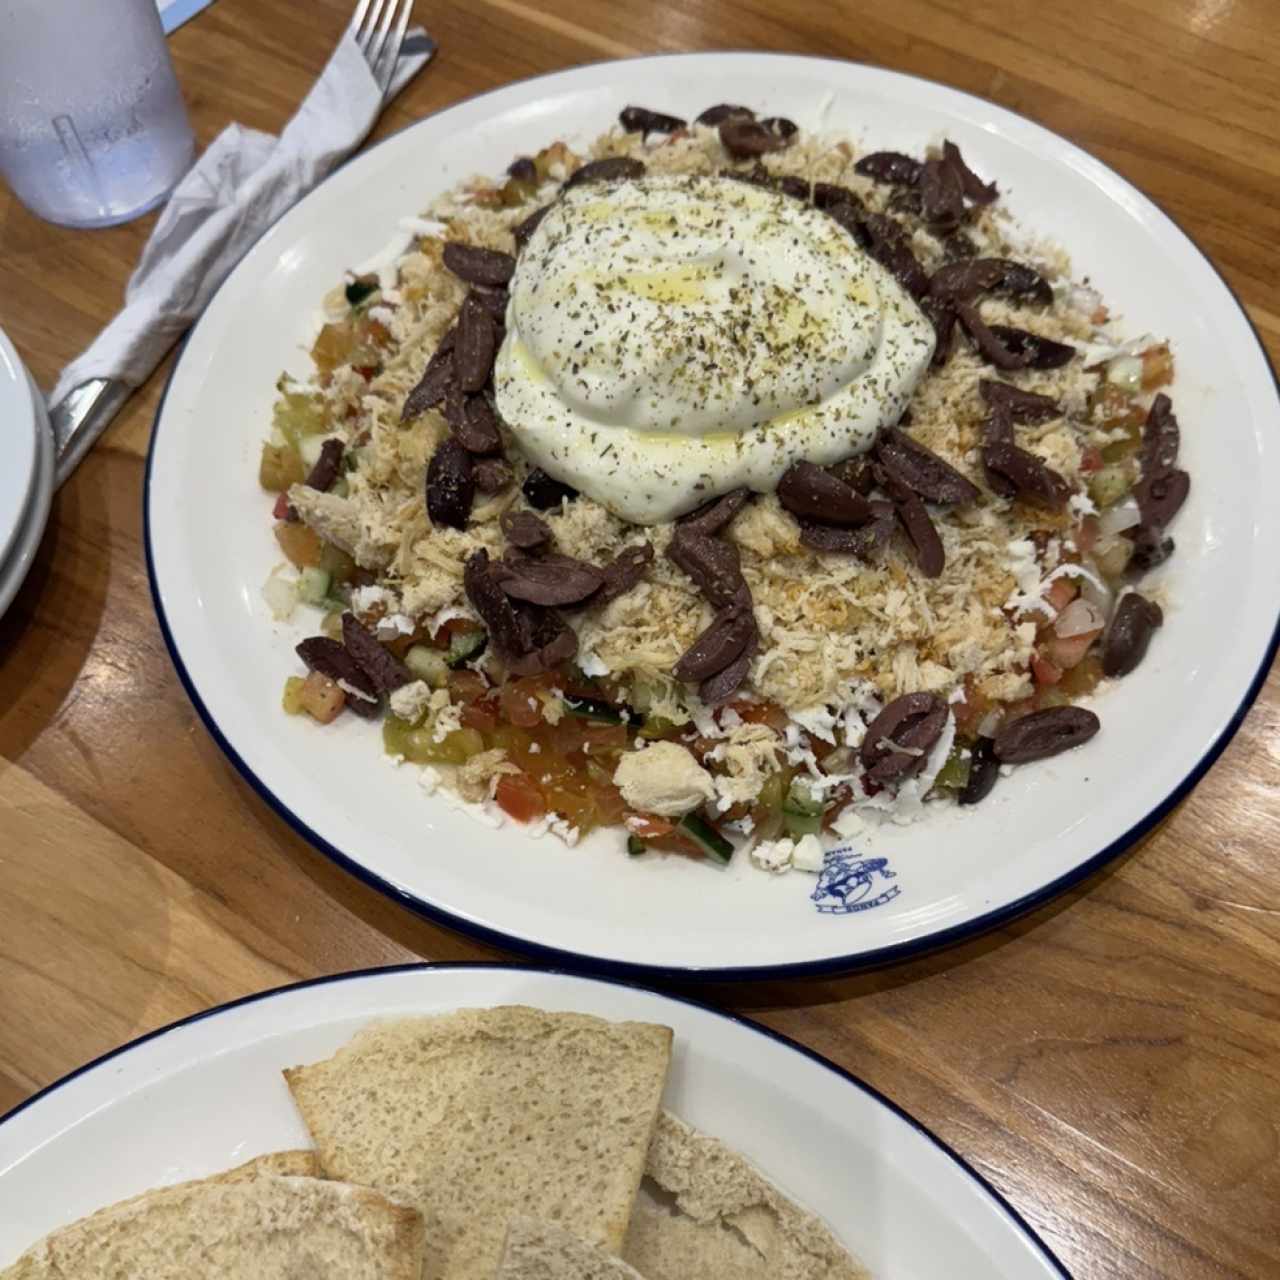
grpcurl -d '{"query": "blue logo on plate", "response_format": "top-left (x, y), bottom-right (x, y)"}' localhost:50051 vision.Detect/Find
top-left (811, 847), bottom-right (900, 915)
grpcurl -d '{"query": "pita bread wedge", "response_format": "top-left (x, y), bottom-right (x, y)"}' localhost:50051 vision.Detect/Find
top-left (284, 1006), bottom-right (673, 1280)
top-left (1, 1173), bottom-right (424, 1280)
top-left (211, 1148), bottom-right (324, 1182)
top-left (623, 1111), bottom-right (868, 1280)
top-left (498, 1216), bottom-right (651, 1280)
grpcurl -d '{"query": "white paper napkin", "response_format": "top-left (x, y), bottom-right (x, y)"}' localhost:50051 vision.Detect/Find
top-left (50, 28), bottom-right (434, 406)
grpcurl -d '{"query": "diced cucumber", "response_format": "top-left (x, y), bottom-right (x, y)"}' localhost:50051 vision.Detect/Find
top-left (678, 813), bottom-right (734, 864)
top-left (638, 714), bottom-right (680, 740)
top-left (405, 645), bottom-right (450, 688)
top-left (782, 778), bottom-right (824, 838)
top-left (297, 567), bottom-right (332, 606)
top-left (627, 835), bottom-right (647, 857)
top-left (281, 675), bottom-right (306, 715)
top-left (564, 695), bottom-right (637, 725)
top-left (320, 610), bottom-right (344, 640)
top-left (447, 629), bottom-right (488, 669)
top-left (931, 744), bottom-right (971, 793)
top-left (1088, 462), bottom-right (1134, 511)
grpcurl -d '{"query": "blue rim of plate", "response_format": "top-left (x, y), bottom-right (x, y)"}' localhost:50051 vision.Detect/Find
top-left (143, 52), bottom-right (1280, 984)
top-left (0, 960), bottom-right (1073, 1278)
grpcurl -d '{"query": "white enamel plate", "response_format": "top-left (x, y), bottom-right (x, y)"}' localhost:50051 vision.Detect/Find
top-left (0, 964), bottom-right (1068, 1277)
top-left (146, 54), bottom-right (1280, 978)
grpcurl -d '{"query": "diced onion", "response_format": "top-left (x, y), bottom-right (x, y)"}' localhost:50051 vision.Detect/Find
top-left (1054, 597), bottom-right (1107, 638)
top-left (1077, 560), bottom-right (1115, 616)
top-left (1107, 355), bottom-right (1144, 391)
top-left (1099, 495), bottom-right (1142, 536)
top-left (1067, 283), bottom-right (1103, 317)
top-left (977, 710), bottom-right (1003, 739)
top-left (262, 567), bottom-right (299, 621)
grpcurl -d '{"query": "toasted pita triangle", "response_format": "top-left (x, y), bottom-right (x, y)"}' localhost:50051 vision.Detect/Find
top-left (2, 1173), bottom-right (424, 1280)
top-left (284, 1006), bottom-right (672, 1280)
top-left (498, 1216), bottom-right (650, 1280)
top-left (623, 1111), bottom-right (867, 1280)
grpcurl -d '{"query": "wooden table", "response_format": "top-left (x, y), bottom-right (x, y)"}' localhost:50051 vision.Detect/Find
top-left (1, 1), bottom-right (1277, 1274)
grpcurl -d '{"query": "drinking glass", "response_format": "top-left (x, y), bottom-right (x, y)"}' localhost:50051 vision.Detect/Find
top-left (0, 0), bottom-right (195, 228)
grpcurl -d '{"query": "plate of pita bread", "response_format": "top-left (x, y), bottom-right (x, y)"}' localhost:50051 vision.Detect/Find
top-left (0, 965), bottom-right (1066, 1278)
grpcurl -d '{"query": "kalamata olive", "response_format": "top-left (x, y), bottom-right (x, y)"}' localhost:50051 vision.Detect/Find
top-left (442, 242), bottom-right (516, 286)
top-left (993, 706), bottom-right (1100, 763)
top-left (563, 156), bottom-right (645, 188)
top-left (1102, 593), bottom-right (1163, 677)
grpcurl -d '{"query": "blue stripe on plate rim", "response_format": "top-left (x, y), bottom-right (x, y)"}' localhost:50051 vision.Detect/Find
top-left (0, 960), bottom-right (1073, 1277)
top-left (142, 52), bottom-right (1280, 985)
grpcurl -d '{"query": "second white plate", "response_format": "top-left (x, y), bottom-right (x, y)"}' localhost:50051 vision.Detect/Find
top-left (0, 964), bottom-right (1068, 1278)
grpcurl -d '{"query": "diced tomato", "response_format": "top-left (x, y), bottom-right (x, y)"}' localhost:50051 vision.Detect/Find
top-left (1079, 446), bottom-right (1103, 474)
top-left (448, 670), bottom-right (489, 704)
top-left (494, 772), bottom-right (547, 824)
top-left (460, 702), bottom-right (498, 735)
top-left (627, 814), bottom-right (675, 839)
top-left (802, 730), bottom-right (839, 762)
top-left (590, 780), bottom-right (628, 827)
top-left (1059, 654), bottom-right (1104, 698)
top-left (1142, 344), bottom-right (1174, 390)
top-left (543, 783), bottom-right (598, 834)
top-left (731, 699), bottom-right (790, 733)
top-left (272, 491), bottom-right (292, 520)
top-left (1041, 628), bottom-right (1103, 671)
top-left (951, 677), bottom-right (992, 738)
top-left (500, 675), bottom-right (551, 727)
top-left (1074, 516), bottom-right (1100, 554)
top-left (1040, 576), bottom-right (1078, 618)
top-left (274, 521), bottom-right (323, 569)
top-left (1031, 651), bottom-right (1064, 686)
top-left (581, 722), bottom-right (628, 755)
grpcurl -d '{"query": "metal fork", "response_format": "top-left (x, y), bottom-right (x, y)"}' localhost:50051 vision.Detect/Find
top-left (49, 0), bottom-right (418, 489)
top-left (350, 0), bottom-right (415, 98)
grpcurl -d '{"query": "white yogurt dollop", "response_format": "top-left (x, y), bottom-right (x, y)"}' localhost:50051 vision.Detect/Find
top-left (495, 174), bottom-right (935, 524)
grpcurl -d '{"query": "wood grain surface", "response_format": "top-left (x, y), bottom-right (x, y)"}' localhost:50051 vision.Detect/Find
top-left (1, 1), bottom-right (1277, 1275)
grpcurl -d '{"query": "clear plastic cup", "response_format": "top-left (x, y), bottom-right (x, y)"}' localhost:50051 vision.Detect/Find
top-left (0, 0), bottom-right (195, 228)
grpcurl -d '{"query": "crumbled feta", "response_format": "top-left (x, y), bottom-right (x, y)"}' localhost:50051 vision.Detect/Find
top-left (792, 833), bottom-right (826, 873)
top-left (1068, 491), bottom-right (1098, 520)
top-left (577, 650), bottom-right (610, 677)
top-left (375, 611), bottom-right (416, 639)
top-left (831, 808), bottom-right (865, 839)
top-left (399, 215), bottom-right (449, 238)
top-left (550, 817), bottom-right (580, 846)
top-left (750, 837), bottom-right (794, 874)
top-left (418, 766), bottom-right (441, 795)
top-left (791, 703), bottom-right (840, 742)
top-left (389, 679), bottom-right (434, 723)
top-left (351, 584), bottom-right (399, 615)
top-left (431, 702), bottom-right (463, 743)
top-left (613, 742), bottom-right (715, 817)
